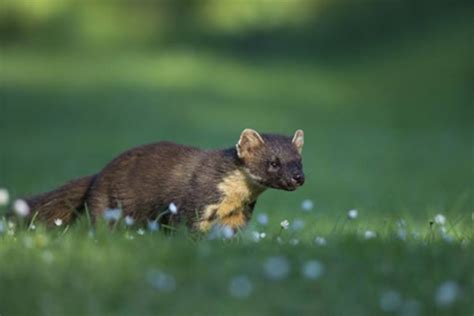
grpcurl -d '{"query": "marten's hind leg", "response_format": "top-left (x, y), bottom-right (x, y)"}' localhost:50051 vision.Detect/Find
top-left (85, 192), bottom-right (110, 224)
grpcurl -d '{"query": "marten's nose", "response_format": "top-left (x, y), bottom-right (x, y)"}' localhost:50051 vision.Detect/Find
top-left (292, 173), bottom-right (305, 185)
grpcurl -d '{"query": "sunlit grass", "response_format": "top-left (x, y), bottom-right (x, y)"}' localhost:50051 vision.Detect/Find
top-left (0, 207), bottom-right (472, 315)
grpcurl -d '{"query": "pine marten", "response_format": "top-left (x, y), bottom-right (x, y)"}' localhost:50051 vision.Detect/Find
top-left (22, 129), bottom-right (305, 232)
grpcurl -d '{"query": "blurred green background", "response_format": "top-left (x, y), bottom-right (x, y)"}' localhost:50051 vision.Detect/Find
top-left (1, 0), bottom-right (473, 221)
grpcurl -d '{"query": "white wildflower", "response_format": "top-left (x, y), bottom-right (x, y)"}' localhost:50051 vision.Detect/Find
top-left (29, 223), bottom-right (36, 231)
top-left (301, 199), bottom-right (314, 211)
top-left (257, 213), bottom-right (269, 225)
top-left (13, 199), bottom-right (30, 217)
top-left (435, 281), bottom-right (460, 306)
top-left (103, 208), bottom-right (122, 222)
top-left (397, 228), bottom-right (408, 241)
top-left (302, 260), bottom-right (325, 280)
top-left (251, 231), bottom-right (261, 242)
top-left (137, 228), bottom-right (145, 236)
top-left (54, 218), bottom-right (63, 226)
top-left (147, 220), bottom-right (159, 232)
top-left (280, 219), bottom-right (290, 230)
top-left (221, 226), bottom-right (234, 239)
top-left (314, 236), bottom-right (327, 246)
top-left (364, 230), bottom-right (376, 240)
top-left (439, 228), bottom-right (454, 243)
top-left (396, 219), bottom-right (406, 228)
top-left (379, 290), bottom-right (402, 312)
top-left (263, 256), bottom-right (290, 280)
top-left (289, 238), bottom-right (300, 246)
top-left (250, 231), bottom-right (266, 242)
top-left (124, 215), bottom-right (135, 226)
top-left (0, 188), bottom-right (9, 206)
top-left (347, 209), bottom-right (358, 220)
top-left (228, 275), bottom-right (253, 299)
top-left (434, 214), bottom-right (446, 226)
top-left (208, 225), bottom-right (234, 240)
top-left (291, 218), bottom-right (305, 231)
top-left (146, 270), bottom-right (176, 293)
top-left (168, 202), bottom-right (178, 215)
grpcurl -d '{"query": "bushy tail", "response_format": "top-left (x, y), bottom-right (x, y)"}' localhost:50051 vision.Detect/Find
top-left (24, 175), bottom-right (96, 226)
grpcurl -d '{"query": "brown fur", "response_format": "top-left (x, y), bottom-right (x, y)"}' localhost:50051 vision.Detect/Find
top-left (22, 130), bottom-right (305, 231)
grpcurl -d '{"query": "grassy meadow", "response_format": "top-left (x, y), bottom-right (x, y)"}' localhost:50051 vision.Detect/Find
top-left (1, 7), bottom-right (473, 316)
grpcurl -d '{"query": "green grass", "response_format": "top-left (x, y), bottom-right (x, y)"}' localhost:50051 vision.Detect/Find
top-left (0, 218), bottom-right (472, 316)
top-left (1, 16), bottom-right (473, 315)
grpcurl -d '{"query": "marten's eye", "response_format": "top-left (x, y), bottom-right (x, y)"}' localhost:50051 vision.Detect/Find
top-left (269, 160), bottom-right (280, 170)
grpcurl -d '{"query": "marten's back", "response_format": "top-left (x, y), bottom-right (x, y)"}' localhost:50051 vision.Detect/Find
top-left (85, 142), bottom-right (229, 223)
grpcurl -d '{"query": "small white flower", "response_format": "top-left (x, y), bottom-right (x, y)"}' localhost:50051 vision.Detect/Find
top-left (257, 213), bottom-right (269, 225)
top-left (221, 226), bottom-right (234, 239)
top-left (439, 228), bottom-right (454, 243)
top-left (397, 228), bottom-right (407, 241)
top-left (280, 219), bottom-right (290, 230)
top-left (314, 236), bottom-right (327, 246)
top-left (289, 238), bottom-right (300, 246)
top-left (396, 219), bottom-right (406, 228)
top-left (124, 215), bottom-right (135, 226)
top-left (301, 199), bottom-right (314, 211)
top-left (28, 223), bottom-right (36, 230)
top-left (347, 209), bottom-right (358, 220)
top-left (13, 199), bottom-right (30, 217)
top-left (263, 256), bottom-right (290, 280)
top-left (168, 202), bottom-right (178, 215)
top-left (434, 214), bottom-right (446, 226)
top-left (251, 231), bottom-right (261, 242)
top-left (146, 270), bottom-right (176, 293)
top-left (364, 230), bottom-right (376, 240)
top-left (103, 208), bottom-right (122, 222)
top-left (291, 218), bottom-right (305, 231)
top-left (250, 231), bottom-right (266, 242)
top-left (54, 218), bottom-right (63, 226)
top-left (379, 290), bottom-right (402, 312)
top-left (147, 220), bottom-right (159, 232)
top-left (208, 225), bottom-right (235, 240)
top-left (137, 228), bottom-right (145, 235)
top-left (0, 188), bottom-right (10, 206)
top-left (228, 275), bottom-right (253, 299)
top-left (302, 260), bottom-right (325, 280)
top-left (435, 281), bottom-right (460, 306)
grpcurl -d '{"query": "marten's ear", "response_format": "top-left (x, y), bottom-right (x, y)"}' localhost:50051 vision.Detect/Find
top-left (292, 129), bottom-right (304, 154)
top-left (236, 129), bottom-right (265, 159)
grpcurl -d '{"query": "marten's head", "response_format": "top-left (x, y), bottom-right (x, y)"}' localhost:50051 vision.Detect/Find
top-left (236, 129), bottom-right (305, 191)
